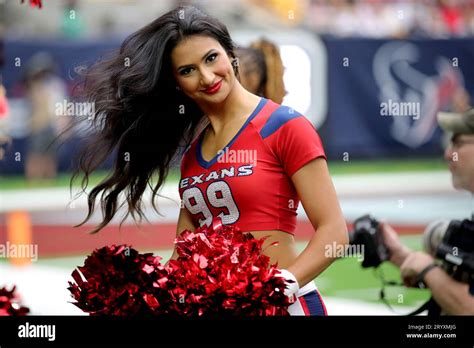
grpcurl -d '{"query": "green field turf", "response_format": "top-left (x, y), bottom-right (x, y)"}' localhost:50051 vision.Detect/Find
top-left (0, 158), bottom-right (446, 190)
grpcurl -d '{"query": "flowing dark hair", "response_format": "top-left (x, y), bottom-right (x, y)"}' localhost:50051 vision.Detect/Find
top-left (71, 6), bottom-right (237, 233)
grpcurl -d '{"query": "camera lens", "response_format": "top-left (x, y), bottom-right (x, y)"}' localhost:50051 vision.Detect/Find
top-left (423, 220), bottom-right (450, 256)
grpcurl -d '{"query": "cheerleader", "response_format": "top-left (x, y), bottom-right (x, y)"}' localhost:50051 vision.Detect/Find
top-left (73, 5), bottom-right (348, 316)
top-left (236, 38), bottom-right (286, 104)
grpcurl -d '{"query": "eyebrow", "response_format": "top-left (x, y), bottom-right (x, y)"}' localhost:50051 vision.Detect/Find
top-left (177, 49), bottom-right (216, 70)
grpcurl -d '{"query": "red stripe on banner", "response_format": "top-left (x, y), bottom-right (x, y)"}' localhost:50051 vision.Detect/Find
top-left (298, 296), bottom-right (311, 316)
top-left (0, 223), bottom-right (177, 257)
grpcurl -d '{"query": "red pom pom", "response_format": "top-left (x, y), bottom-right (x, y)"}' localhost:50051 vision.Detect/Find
top-left (21, 0), bottom-right (42, 8)
top-left (69, 219), bottom-right (291, 316)
top-left (67, 245), bottom-right (170, 315)
top-left (0, 286), bottom-right (30, 316)
top-left (167, 219), bottom-right (291, 315)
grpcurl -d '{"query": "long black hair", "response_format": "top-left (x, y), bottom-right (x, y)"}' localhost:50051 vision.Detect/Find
top-left (72, 6), bottom-right (238, 233)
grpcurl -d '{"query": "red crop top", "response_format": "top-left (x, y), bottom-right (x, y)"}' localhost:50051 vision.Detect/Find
top-left (178, 98), bottom-right (326, 235)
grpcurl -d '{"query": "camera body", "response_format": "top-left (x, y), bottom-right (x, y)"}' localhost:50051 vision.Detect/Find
top-left (350, 215), bottom-right (474, 277)
top-left (349, 214), bottom-right (390, 268)
top-left (423, 219), bottom-right (474, 291)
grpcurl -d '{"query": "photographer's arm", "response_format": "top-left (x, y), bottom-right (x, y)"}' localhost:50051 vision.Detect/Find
top-left (400, 251), bottom-right (474, 315)
top-left (424, 266), bottom-right (474, 315)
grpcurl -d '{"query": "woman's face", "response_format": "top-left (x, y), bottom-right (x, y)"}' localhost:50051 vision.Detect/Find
top-left (171, 35), bottom-right (235, 105)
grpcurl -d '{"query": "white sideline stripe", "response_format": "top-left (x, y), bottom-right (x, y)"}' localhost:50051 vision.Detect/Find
top-left (333, 170), bottom-right (456, 197)
top-left (0, 263), bottom-right (85, 315)
top-left (0, 184), bottom-right (181, 213)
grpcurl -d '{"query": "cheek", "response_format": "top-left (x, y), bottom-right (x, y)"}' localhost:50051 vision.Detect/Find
top-left (462, 150), bottom-right (474, 172)
top-left (176, 76), bottom-right (198, 93)
top-left (444, 147), bottom-right (452, 161)
top-left (215, 59), bottom-right (232, 78)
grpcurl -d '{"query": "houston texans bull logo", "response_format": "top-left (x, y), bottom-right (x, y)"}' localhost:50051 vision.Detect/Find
top-left (373, 41), bottom-right (466, 148)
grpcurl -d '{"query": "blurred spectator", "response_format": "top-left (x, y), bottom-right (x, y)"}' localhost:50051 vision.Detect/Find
top-left (465, 2), bottom-right (474, 34)
top-left (0, 38), bottom-right (11, 161)
top-left (247, 0), bottom-right (310, 26)
top-left (236, 38), bottom-right (286, 103)
top-left (0, 82), bottom-right (10, 161)
top-left (2, 0), bottom-right (474, 39)
top-left (302, 0), bottom-right (474, 38)
top-left (438, 0), bottom-right (464, 36)
top-left (61, 0), bottom-right (85, 38)
top-left (23, 52), bottom-right (67, 181)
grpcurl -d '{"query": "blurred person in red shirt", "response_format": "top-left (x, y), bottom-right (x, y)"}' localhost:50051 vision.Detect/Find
top-left (0, 38), bottom-right (11, 161)
top-left (439, 0), bottom-right (465, 36)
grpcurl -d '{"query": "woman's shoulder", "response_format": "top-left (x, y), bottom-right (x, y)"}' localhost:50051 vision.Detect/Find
top-left (258, 101), bottom-right (306, 139)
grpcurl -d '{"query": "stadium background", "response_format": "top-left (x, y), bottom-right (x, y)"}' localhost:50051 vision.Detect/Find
top-left (0, 0), bottom-right (473, 315)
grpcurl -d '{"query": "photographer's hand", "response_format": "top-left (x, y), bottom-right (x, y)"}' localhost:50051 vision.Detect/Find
top-left (400, 251), bottom-right (434, 287)
top-left (400, 252), bottom-right (474, 314)
top-left (380, 222), bottom-right (411, 267)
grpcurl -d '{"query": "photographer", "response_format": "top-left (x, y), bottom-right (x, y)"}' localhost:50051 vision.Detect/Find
top-left (381, 108), bottom-right (474, 315)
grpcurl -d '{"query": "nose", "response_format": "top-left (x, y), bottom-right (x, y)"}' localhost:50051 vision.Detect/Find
top-left (199, 67), bottom-right (215, 87)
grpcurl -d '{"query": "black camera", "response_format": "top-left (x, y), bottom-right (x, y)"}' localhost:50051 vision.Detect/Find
top-left (350, 214), bottom-right (474, 293)
top-left (423, 219), bottom-right (474, 292)
top-left (349, 214), bottom-right (390, 268)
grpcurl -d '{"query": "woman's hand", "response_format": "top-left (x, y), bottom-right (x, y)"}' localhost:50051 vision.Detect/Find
top-left (274, 269), bottom-right (299, 302)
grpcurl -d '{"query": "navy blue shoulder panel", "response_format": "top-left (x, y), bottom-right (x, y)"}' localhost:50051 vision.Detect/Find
top-left (259, 105), bottom-right (302, 139)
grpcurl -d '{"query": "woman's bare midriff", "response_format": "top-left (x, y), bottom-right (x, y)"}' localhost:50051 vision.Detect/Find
top-left (244, 230), bottom-right (299, 269)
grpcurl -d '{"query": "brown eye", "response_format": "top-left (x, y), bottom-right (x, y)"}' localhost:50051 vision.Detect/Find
top-left (206, 53), bottom-right (218, 63)
top-left (179, 67), bottom-right (193, 76)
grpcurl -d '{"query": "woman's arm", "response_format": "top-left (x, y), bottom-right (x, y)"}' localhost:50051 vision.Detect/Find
top-left (169, 207), bottom-right (196, 261)
top-left (286, 157), bottom-right (349, 287)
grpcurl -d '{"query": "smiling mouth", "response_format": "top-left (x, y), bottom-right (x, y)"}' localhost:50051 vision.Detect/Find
top-left (202, 80), bottom-right (223, 94)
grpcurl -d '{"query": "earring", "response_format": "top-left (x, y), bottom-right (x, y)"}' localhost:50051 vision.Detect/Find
top-left (176, 86), bottom-right (181, 91)
top-left (231, 58), bottom-right (239, 68)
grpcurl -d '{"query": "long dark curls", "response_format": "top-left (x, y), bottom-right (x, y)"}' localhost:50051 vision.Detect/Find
top-left (72, 6), bottom-right (237, 233)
